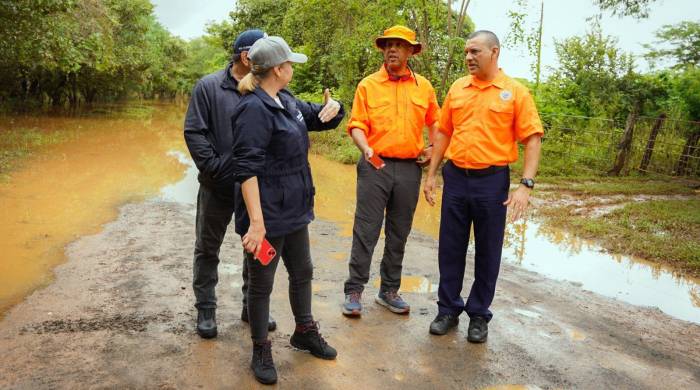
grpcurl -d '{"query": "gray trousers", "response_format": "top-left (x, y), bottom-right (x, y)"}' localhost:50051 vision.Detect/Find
top-left (193, 185), bottom-right (248, 309)
top-left (246, 226), bottom-right (313, 342)
top-left (344, 158), bottom-right (421, 294)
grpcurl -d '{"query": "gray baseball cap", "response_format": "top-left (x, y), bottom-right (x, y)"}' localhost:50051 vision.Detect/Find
top-left (248, 36), bottom-right (308, 68)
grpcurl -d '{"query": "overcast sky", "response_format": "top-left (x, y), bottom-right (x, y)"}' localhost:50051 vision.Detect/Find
top-left (152, 0), bottom-right (698, 80)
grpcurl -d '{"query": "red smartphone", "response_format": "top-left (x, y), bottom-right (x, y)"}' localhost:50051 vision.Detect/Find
top-left (256, 238), bottom-right (277, 266)
top-left (368, 154), bottom-right (386, 169)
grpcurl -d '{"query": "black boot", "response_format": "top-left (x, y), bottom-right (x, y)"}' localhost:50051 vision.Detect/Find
top-left (429, 313), bottom-right (459, 335)
top-left (290, 321), bottom-right (337, 360)
top-left (467, 316), bottom-right (488, 343)
top-left (241, 306), bottom-right (277, 331)
top-left (251, 340), bottom-right (277, 384)
top-left (196, 308), bottom-right (217, 339)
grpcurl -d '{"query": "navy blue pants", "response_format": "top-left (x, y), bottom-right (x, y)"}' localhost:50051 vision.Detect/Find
top-left (437, 161), bottom-right (509, 321)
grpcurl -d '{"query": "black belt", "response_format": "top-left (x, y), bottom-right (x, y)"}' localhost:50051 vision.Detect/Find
top-left (380, 156), bottom-right (417, 162)
top-left (450, 161), bottom-right (508, 176)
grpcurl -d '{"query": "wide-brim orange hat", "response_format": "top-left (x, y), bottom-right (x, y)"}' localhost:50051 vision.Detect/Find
top-left (375, 25), bottom-right (422, 55)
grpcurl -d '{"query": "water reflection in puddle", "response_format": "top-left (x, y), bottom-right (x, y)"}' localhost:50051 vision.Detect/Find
top-left (502, 220), bottom-right (700, 323)
top-left (567, 329), bottom-right (587, 342)
top-left (330, 252), bottom-right (347, 261)
top-left (513, 309), bottom-right (541, 319)
top-left (372, 276), bottom-right (438, 293)
top-left (159, 151), bottom-right (198, 207)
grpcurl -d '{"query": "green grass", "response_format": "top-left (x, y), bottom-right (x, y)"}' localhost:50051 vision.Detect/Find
top-left (308, 118), bottom-right (359, 164)
top-left (0, 127), bottom-right (75, 180)
top-left (540, 199), bottom-right (700, 275)
top-left (537, 177), bottom-right (698, 195)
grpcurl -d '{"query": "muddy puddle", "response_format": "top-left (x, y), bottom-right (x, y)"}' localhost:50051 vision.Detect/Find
top-left (501, 220), bottom-right (700, 323)
top-left (1, 103), bottom-right (698, 325)
top-left (0, 104), bottom-right (188, 314)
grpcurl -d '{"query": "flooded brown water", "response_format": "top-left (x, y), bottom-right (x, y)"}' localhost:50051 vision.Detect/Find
top-left (1, 102), bottom-right (698, 324)
top-left (0, 104), bottom-right (186, 314)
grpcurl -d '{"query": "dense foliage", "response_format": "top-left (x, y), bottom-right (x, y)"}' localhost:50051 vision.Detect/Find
top-left (0, 0), bottom-right (225, 109)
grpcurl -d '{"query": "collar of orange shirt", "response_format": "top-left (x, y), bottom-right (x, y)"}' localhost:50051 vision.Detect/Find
top-left (373, 64), bottom-right (416, 83)
top-left (463, 69), bottom-right (507, 89)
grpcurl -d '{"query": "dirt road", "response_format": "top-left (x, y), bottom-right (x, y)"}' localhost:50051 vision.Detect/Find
top-left (1, 199), bottom-right (699, 389)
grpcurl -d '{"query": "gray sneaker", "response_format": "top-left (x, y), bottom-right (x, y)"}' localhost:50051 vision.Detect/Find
top-left (342, 291), bottom-right (362, 317)
top-left (375, 290), bottom-right (410, 314)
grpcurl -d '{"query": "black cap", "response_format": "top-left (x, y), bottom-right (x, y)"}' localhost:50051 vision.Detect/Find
top-left (232, 29), bottom-right (267, 54)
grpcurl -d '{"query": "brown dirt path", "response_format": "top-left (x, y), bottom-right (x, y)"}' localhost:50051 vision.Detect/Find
top-left (0, 200), bottom-right (698, 389)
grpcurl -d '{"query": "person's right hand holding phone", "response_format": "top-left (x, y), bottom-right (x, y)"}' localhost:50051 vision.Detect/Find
top-left (364, 147), bottom-right (385, 169)
top-left (242, 219), bottom-right (266, 257)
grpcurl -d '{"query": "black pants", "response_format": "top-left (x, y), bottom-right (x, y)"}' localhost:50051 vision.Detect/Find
top-left (344, 158), bottom-right (421, 294)
top-left (246, 226), bottom-right (313, 342)
top-left (193, 185), bottom-right (248, 309)
top-left (437, 161), bottom-right (509, 321)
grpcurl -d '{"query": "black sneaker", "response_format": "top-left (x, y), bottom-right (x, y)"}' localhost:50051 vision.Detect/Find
top-left (429, 313), bottom-right (459, 335)
top-left (290, 321), bottom-right (337, 360)
top-left (196, 308), bottom-right (217, 339)
top-left (251, 340), bottom-right (277, 384)
top-left (241, 306), bottom-right (277, 332)
top-left (467, 316), bottom-right (488, 343)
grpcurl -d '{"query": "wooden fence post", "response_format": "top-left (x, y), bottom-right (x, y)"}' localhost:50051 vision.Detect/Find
top-left (638, 112), bottom-right (666, 173)
top-left (675, 128), bottom-right (700, 176)
top-left (608, 102), bottom-right (640, 176)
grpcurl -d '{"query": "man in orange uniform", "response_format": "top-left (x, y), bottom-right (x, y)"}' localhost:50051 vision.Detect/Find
top-left (424, 31), bottom-right (543, 342)
top-left (342, 25), bottom-right (440, 317)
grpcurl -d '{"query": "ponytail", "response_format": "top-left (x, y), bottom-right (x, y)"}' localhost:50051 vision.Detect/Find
top-left (238, 63), bottom-right (273, 94)
top-left (238, 73), bottom-right (258, 94)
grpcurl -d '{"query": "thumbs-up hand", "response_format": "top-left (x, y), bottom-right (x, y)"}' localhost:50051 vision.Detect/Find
top-left (318, 88), bottom-right (340, 123)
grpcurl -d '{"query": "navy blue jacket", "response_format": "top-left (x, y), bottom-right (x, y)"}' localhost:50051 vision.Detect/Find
top-left (231, 87), bottom-right (345, 237)
top-left (184, 62), bottom-right (240, 193)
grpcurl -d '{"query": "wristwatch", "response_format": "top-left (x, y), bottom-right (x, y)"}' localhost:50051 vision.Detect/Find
top-left (520, 178), bottom-right (535, 189)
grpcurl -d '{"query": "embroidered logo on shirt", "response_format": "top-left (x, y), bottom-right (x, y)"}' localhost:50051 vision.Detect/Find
top-left (296, 111), bottom-right (304, 122)
top-left (500, 90), bottom-right (513, 101)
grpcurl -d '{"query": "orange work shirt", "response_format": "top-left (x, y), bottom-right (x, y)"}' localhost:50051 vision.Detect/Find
top-left (348, 65), bottom-right (440, 159)
top-left (439, 70), bottom-right (544, 169)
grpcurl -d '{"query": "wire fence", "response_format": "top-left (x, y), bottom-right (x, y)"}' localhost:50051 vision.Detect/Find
top-left (539, 113), bottom-right (700, 178)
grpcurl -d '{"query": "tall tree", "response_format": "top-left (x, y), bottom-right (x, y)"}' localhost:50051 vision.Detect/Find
top-left (504, 0), bottom-right (545, 88)
top-left (544, 21), bottom-right (635, 118)
top-left (591, 0), bottom-right (657, 18)
top-left (644, 21), bottom-right (700, 69)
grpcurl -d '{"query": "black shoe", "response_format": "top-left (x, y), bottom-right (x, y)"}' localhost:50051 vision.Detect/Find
top-left (251, 340), bottom-right (277, 384)
top-left (467, 316), bottom-right (488, 343)
top-left (290, 321), bottom-right (337, 360)
top-left (241, 306), bottom-right (277, 332)
top-left (196, 308), bottom-right (217, 339)
top-left (429, 313), bottom-right (459, 335)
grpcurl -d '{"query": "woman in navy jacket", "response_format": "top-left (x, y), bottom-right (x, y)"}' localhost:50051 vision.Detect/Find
top-left (231, 36), bottom-right (344, 385)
